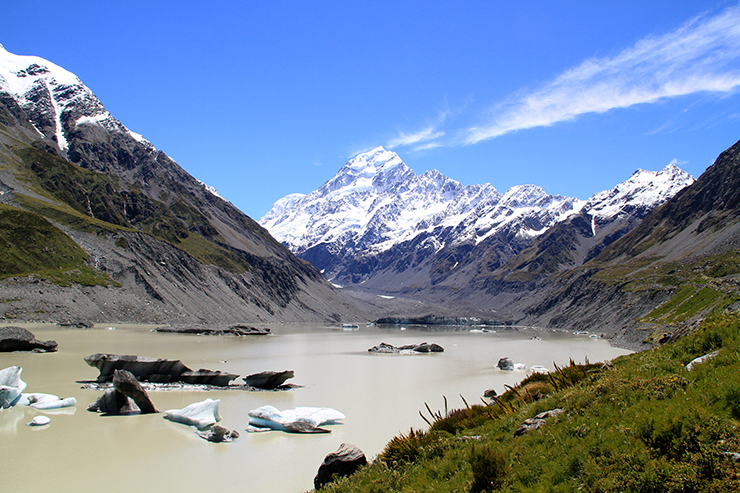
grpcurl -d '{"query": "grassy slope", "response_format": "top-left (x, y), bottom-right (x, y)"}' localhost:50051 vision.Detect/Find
top-left (0, 203), bottom-right (115, 286)
top-left (1, 133), bottom-right (252, 282)
top-left (320, 311), bottom-right (740, 492)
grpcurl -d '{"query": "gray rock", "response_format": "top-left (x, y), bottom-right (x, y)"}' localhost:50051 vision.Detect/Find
top-left (113, 369), bottom-right (157, 414)
top-left (314, 443), bottom-right (367, 490)
top-left (83, 353), bottom-right (238, 386)
top-left (0, 326), bottom-right (58, 353)
top-left (196, 425), bottom-right (239, 443)
top-left (153, 324), bottom-right (270, 336)
top-left (514, 408), bottom-right (564, 437)
top-left (685, 350), bottom-right (720, 371)
top-left (87, 388), bottom-right (139, 414)
top-left (84, 353), bottom-right (189, 382)
top-left (244, 370), bottom-right (294, 389)
top-left (497, 357), bottom-right (514, 370)
top-left (368, 342), bottom-right (444, 353)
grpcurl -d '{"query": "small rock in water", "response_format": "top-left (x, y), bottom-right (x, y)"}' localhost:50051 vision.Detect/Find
top-left (196, 425), bottom-right (239, 442)
top-left (27, 416), bottom-right (51, 426)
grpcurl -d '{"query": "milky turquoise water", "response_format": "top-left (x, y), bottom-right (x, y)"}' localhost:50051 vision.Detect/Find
top-left (0, 323), bottom-right (630, 492)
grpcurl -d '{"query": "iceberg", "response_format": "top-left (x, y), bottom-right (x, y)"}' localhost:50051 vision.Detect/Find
top-left (164, 398), bottom-right (221, 430)
top-left (27, 416), bottom-right (51, 426)
top-left (0, 366), bottom-right (27, 408)
top-left (16, 393), bottom-right (77, 410)
top-left (247, 405), bottom-right (345, 433)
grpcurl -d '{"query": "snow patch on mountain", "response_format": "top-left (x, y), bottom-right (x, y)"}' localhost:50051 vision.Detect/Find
top-left (0, 45), bottom-right (148, 152)
top-left (260, 146), bottom-right (695, 280)
top-left (585, 162), bottom-right (694, 223)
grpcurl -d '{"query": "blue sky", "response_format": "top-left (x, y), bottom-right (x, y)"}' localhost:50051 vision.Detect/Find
top-left (4, 1), bottom-right (740, 219)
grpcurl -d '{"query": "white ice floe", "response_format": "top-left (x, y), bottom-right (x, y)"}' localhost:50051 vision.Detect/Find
top-left (164, 398), bottom-right (221, 430)
top-left (247, 405), bottom-right (345, 433)
top-left (27, 416), bottom-right (51, 426)
top-left (0, 366), bottom-right (27, 409)
top-left (16, 393), bottom-right (77, 410)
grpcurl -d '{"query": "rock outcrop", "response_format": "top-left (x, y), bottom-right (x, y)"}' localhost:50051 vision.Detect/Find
top-left (153, 325), bottom-right (270, 336)
top-left (314, 443), bottom-right (367, 490)
top-left (367, 342), bottom-right (444, 354)
top-left (83, 353), bottom-right (238, 386)
top-left (0, 327), bottom-right (58, 353)
top-left (514, 409), bottom-right (564, 437)
top-left (244, 370), bottom-right (294, 389)
top-left (87, 369), bottom-right (158, 415)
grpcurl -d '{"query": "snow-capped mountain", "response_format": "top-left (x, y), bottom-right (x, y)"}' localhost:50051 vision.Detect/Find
top-left (0, 44), bottom-right (150, 157)
top-left (0, 44), bottom-right (359, 324)
top-left (260, 147), bottom-right (694, 291)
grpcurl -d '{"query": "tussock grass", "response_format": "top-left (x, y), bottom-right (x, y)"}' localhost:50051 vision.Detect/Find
top-left (316, 312), bottom-right (740, 492)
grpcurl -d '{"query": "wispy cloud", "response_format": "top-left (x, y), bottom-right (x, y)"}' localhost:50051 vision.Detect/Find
top-left (466, 5), bottom-right (740, 144)
top-left (387, 126), bottom-right (445, 149)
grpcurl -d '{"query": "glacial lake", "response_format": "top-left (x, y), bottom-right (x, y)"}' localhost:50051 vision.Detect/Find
top-left (0, 323), bottom-right (631, 492)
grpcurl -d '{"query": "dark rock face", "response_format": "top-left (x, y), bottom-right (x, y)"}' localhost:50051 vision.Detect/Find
top-left (244, 370), bottom-right (294, 389)
top-left (314, 443), bottom-right (367, 490)
top-left (83, 353), bottom-right (238, 386)
top-left (112, 369), bottom-right (157, 414)
top-left (87, 388), bottom-right (139, 414)
top-left (87, 369), bottom-right (158, 415)
top-left (368, 342), bottom-right (444, 353)
top-left (0, 326), bottom-right (58, 352)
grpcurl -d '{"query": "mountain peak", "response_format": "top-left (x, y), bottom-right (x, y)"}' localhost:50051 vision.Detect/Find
top-left (586, 162), bottom-right (695, 222)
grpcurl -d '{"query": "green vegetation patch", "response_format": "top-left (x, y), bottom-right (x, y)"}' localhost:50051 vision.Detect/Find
top-left (320, 313), bottom-right (740, 492)
top-left (0, 203), bottom-right (115, 286)
top-left (12, 144), bottom-right (249, 273)
top-left (177, 235), bottom-right (249, 273)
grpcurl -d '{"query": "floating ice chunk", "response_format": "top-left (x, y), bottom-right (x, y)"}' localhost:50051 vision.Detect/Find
top-left (247, 405), bottom-right (345, 433)
top-left (27, 416), bottom-right (51, 426)
top-left (0, 366), bottom-right (27, 408)
top-left (17, 393), bottom-right (77, 409)
top-left (164, 398), bottom-right (221, 430)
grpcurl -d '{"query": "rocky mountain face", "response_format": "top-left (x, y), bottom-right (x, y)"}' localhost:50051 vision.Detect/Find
top-left (260, 147), bottom-right (694, 301)
top-left (474, 138), bottom-right (740, 350)
top-left (0, 45), bottom-right (365, 325)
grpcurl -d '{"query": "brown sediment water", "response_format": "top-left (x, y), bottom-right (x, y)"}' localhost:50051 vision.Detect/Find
top-left (0, 323), bottom-right (630, 492)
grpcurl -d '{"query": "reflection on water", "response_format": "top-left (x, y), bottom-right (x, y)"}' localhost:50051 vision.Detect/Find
top-left (0, 323), bottom-right (630, 492)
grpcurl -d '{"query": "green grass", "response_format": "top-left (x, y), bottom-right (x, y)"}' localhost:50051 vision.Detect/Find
top-left (11, 145), bottom-right (252, 273)
top-left (0, 203), bottom-right (116, 286)
top-left (316, 312), bottom-right (740, 492)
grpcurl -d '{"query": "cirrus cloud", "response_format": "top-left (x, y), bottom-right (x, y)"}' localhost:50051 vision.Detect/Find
top-left (465, 5), bottom-right (740, 144)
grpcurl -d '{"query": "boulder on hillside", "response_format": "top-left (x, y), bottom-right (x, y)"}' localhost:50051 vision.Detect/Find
top-left (0, 326), bottom-right (58, 353)
top-left (514, 408), bottom-right (564, 437)
top-left (314, 443), bottom-right (367, 490)
top-left (244, 370), bottom-right (294, 389)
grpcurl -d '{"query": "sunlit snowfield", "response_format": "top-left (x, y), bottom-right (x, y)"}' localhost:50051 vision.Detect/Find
top-left (0, 323), bottom-right (630, 492)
